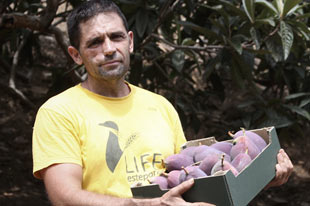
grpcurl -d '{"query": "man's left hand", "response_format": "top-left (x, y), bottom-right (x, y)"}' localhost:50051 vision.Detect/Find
top-left (265, 148), bottom-right (294, 189)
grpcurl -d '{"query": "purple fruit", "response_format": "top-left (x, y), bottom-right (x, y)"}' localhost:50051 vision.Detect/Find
top-left (194, 146), bottom-right (231, 163)
top-left (230, 135), bottom-right (260, 160)
top-left (148, 175), bottom-right (169, 190)
top-left (180, 166), bottom-right (207, 181)
top-left (193, 145), bottom-right (209, 155)
top-left (166, 170), bottom-right (182, 188)
top-left (164, 154), bottom-right (194, 172)
top-left (232, 129), bottom-right (267, 151)
top-left (199, 153), bottom-right (230, 175)
top-left (179, 146), bottom-right (197, 160)
top-left (211, 154), bottom-right (239, 176)
top-left (231, 152), bottom-right (252, 172)
top-left (210, 141), bottom-right (233, 156)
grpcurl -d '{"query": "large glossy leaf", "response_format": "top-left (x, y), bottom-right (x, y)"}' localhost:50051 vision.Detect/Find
top-left (255, 0), bottom-right (278, 15)
top-left (255, 18), bottom-right (276, 27)
top-left (176, 20), bottom-right (221, 41)
top-left (283, 104), bottom-right (310, 120)
top-left (300, 98), bottom-right (310, 108)
top-left (282, 0), bottom-right (302, 18)
top-left (242, 0), bottom-right (255, 23)
top-left (227, 36), bottom-right (243, 55)
top-left (171, 50), bottom-right (185, 72)
top-left (215, 0), bottom-right (247, 17)
top-left (257, 114), bottom-right (294, 128)
top-left (284, 92), bottom-right (310, 100)
top-left (230, 57), bottom-right (246, 90)
top-left (287, 20), bottom-right (310, 41)
top-left (274, 0), bottom-right (284, 16)
top-left (250, 27), bottom-right (260, 49)
top-left (135, 10), bottom-right (149, 38)
top-left (280, 21), bottom-right (294, 60)
top-left (265, 37), bottom-right (283, 62)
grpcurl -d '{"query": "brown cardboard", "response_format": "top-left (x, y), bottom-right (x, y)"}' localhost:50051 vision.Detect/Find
top-left (131, 127), bottom-right (281, 206)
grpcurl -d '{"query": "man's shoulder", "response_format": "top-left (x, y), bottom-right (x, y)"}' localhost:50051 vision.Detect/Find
top-left (131, 84), bottom-right (166, 100)
top-left (40, 84), bottom-right (82, 109)
top-left (130, 83), bottom-right (174, 107)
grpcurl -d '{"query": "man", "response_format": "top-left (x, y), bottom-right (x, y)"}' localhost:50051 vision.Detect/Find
top-left (32, 0), bottom-right (293, 205)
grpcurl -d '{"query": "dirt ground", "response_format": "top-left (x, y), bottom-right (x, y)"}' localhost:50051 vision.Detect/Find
top-left (0, 75), bottom-right (310, 206)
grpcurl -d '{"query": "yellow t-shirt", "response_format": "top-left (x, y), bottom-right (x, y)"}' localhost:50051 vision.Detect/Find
top-left (32, 83), bottom-right (186, 197)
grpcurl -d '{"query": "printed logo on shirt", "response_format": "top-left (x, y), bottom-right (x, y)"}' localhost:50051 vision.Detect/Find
top-left (99, 121), bottom-right (123, 173)
top-left (99, 121), bottom-right (164, 179)
top-left (125, 153), bottom-right (164, 183)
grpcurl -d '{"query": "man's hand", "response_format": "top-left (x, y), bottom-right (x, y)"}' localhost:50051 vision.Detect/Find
top-left (159, 178), bottom-right (215, 206)
top-left (265, 149), bottom-right (294, 189)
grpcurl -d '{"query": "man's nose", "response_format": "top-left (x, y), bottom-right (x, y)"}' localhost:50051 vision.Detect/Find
top-left (103, 39), bottom-right (116, 56)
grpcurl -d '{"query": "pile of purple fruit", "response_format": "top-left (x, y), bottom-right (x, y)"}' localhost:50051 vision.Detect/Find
top-left (149, 129), bottom-right (267, 190)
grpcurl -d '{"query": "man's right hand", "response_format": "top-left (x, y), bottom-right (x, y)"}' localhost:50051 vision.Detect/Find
top-left (158, 178), bottom-right (215, 206)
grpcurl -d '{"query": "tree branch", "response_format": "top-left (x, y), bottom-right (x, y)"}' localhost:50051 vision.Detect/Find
top-left (151, 34), bottom-right (224, 51)
top-left (9, 32), bottom-right (29, 88)
top-left (48, 26), bottom-right (73, 65)
top-left (0, 13), bottom-right (43, 31)
top-left (40, 0), bottom-right (60, 28)
top-left (0, 81), bottom-right (35, 109)
top-left (0, 11), bottom-right (73, 65)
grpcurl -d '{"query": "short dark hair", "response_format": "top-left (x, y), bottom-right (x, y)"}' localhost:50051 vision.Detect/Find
top-left (67, 0), bottom-right (129, 50)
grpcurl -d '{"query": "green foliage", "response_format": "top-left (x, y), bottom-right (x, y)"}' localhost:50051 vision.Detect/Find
top-left (116, 0), bottom-right (310, 137)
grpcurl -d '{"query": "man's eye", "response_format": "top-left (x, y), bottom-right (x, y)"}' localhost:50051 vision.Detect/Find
top-left (89, 39), bottom-right (101, 47)
top-left (112, 34), bottom-right (125, 40)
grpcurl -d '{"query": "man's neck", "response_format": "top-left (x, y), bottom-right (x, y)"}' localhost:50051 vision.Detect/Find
top-left (81, 79), bottom-right (130, 98)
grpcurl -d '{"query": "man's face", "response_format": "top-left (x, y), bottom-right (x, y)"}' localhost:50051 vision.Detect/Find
top-left (74, 12), bottom-right (133, 82)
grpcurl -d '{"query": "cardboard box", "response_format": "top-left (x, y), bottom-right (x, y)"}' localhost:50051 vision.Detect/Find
top-left (131, 127), bottom-right (281, 206)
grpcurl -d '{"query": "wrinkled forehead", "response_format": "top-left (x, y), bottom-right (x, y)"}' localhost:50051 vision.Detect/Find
top-left (79, 12), bottom-right (126, 37)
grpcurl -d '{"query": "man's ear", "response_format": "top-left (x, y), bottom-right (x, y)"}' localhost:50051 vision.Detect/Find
top-left (68, 46), bottom-right (83, 65)
top-left (128, 31), bottom-right (134, 53)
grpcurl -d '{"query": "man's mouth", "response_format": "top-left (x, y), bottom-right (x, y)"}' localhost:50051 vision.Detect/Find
top-left (102, 60), bottom-right (121, 66)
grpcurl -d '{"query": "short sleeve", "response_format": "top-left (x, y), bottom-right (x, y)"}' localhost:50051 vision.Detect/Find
top-left (32, 107), bottom-right (82, 179)
top-left (172, 111), bottom-right (187, 153)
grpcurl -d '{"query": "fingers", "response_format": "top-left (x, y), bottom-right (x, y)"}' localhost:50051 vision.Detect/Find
top-left (278, 149), bottom-right (294, 182)
top-left (168, 178), bottom-right (194, 197)
top-left (191, 202), bottom-right (216, 206)
top-left (270, 149), bottom-right (294, 187)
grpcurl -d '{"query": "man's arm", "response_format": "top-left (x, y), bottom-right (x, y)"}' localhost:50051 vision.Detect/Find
top-left (41, 163), bottom-right (214, 206)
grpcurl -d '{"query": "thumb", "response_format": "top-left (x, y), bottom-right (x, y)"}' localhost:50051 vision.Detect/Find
top-left (168, 178), bottom-right (195, 196)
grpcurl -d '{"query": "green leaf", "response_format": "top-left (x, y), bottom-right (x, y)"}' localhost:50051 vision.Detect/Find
top-left (230, 57), bottom-right (246, 90)
top-left (176, 21), bottom-right (221, 41)
top-left (280, 21), bottom-right (294, 60)
top-left (250, 27), bottom-right (260, 49)
top-left (265, 37), bottom-right (283, 62)
top-left (282, 0), bottom-right (302, 18)
top-left (255, 18), bottom-right (276, 27)
top-left (283, 104), bottom-right (310, 120)
top-left (227, 36), bottom-right (243, 55)
top-left (135, 10), bottom-right (149, 38)
top-left (171, 50), bottom-right (185, 72)
top-left (300, 98), bottom-right (310, 108)
top-left (274, 0), bottom-right (284, 16)
top-left (255, 0), bottom-right (278, 15)
top-left (205, 53), bottom-right (222, 80)
top-left (258, 114), bottom-right (294, 128)
top-left (287, 20), bottom-right (310, 41)
top-left (216, 0), bottom-right (246, 17)
top-left (296, 13), bottom-right (310, 20)
top-left (284, 92), bottom-right (310, 100)
top-left (181, 38), bottom-right (196, 46)
top-left (242, 0), bottom-right (255, 23)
